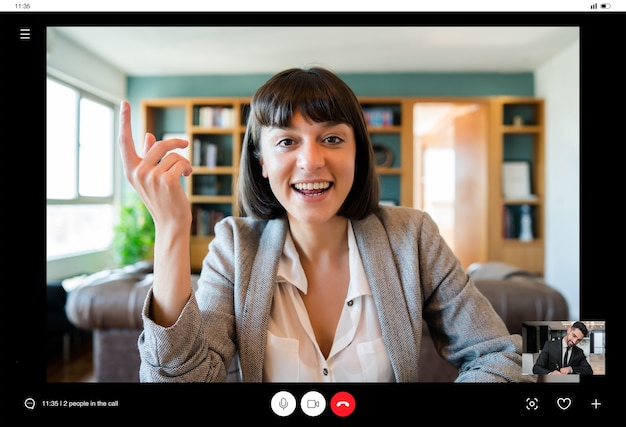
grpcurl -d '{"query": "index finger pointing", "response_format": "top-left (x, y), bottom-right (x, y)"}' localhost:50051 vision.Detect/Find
top-left (118, 101), bottom-right (140, 170)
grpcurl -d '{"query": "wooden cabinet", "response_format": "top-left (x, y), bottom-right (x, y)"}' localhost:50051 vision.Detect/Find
top-left (488, 97), bottom-right (545, 275)
top-left (141, 97), bottom-right (412, 272)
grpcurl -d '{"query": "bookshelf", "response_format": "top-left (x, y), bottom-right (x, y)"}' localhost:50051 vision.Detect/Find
top-left (142, 97), bottom-right (412, 272)
top-left (360, 98), bottom-right (414, 207)
top-left (488, 97), bottom-right (545, 275)
top-left (141, 96), bottom-right (543, 275)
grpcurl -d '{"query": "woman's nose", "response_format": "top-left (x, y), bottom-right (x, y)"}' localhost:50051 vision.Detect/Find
top-left (297, 141), bottom-right (325, 172)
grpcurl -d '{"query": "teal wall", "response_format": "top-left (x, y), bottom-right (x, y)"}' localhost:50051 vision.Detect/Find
top-left (128, 72), bottom-right (534, 102)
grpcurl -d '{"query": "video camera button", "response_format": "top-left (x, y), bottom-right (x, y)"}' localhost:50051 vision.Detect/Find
top-left (300, 390), bottom-right (326, 417)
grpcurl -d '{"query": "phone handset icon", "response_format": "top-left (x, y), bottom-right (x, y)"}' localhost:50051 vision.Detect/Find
top-left (331, 391), bottom-right (355, 416)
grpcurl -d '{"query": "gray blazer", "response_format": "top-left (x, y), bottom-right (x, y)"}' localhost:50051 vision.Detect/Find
top-left (139, 205), bottom-right (525, 382)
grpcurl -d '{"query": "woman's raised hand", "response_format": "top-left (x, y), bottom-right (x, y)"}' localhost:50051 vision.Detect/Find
top-left (118, 101), bottom-right (193, 227)
top-left (118, 101), bottom-right (193, 326)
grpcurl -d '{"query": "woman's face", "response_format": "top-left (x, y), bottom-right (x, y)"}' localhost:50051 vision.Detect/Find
top-left (259, 111), bottom-right (356, 226)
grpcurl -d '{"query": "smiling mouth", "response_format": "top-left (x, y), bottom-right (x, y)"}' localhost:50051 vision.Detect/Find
top-left (292, 181), bottom-right (332, 196)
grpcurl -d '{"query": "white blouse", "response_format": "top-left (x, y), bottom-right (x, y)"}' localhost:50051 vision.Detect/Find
top-left (263, 221), bottom-right (394, 382)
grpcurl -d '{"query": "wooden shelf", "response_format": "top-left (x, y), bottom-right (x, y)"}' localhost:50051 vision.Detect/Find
top-left (489, 97), bottom-right (545, 275)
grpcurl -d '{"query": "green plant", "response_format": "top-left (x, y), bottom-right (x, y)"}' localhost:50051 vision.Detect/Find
top-left (112, 193), bottom-right (155, 266)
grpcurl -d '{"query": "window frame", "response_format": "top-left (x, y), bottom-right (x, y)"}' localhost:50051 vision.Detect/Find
top-left (46, 75), bottom-right (118, 259)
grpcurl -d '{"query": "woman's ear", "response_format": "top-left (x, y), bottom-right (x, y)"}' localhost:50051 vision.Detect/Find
top-left (260, 157), bottom-right (268, 178)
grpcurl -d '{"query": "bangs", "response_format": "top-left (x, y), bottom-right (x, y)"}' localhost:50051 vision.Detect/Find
top-left (239, 66), bottom-right (381, 220)
top-left (251, 72), bottom-right (352, 128)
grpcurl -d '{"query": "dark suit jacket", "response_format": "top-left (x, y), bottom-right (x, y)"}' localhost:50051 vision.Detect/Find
top-left (532, 339), bottom-right (593, 375)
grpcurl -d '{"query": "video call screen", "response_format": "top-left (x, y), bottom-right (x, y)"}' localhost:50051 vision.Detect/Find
top-left (8, 2), bottom-right (625, 426)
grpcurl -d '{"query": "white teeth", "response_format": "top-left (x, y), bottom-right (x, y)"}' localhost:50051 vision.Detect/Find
top-left (293, 182), bottom-right (330, 191)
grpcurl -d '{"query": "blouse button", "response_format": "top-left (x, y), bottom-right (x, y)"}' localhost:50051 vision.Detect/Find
top-left (323, 368), bottom-right (328, 376)
top-left (347, 300), bottom-right (354, 307)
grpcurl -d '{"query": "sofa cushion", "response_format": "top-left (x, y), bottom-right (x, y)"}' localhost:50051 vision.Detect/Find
top-left (474, 277), bottom-right (569, 334)
top-left (65, 262), bottom-right (199, 330)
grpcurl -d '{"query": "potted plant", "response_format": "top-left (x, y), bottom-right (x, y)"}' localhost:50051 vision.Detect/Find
top-left (112, 192), bottom-right (155, 267)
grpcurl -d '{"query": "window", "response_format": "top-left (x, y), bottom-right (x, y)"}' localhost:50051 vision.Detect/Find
top-left (46, 77), bottom-right (116, 259)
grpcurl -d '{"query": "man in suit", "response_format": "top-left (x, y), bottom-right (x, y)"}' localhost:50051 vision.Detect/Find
top-left (532, 321), bottom-right (594, 375)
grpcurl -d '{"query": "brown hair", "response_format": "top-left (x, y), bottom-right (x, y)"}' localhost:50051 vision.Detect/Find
top-left (237, 67), bottom-right (380, 219)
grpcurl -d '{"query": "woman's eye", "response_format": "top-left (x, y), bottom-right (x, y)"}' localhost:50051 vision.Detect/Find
top-left (277, 138), bottom-right (294, 147)
top-left (324, 136), bottom-right (343, 144)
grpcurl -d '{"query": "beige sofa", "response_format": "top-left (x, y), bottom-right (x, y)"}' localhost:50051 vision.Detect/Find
top-left (65, 261), bottom-right (569, 382)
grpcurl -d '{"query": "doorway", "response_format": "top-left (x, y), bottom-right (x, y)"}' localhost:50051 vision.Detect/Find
top-left (413, 101), bottom-right (489, 270)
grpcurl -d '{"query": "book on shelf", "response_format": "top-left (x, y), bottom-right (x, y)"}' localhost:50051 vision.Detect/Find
top-left (205, 143), bottom-right (218, 167)
top-left (198, 106), bottom-right (235, 128)
top-left (503, 204), bottom-right (536, 240)
top-left (196, 175), bottom-right (219, 195)
top-left (362, 107), bottom-right (395, 127)
top-left (192, 206), bottom-right (225, 236)
top-left (193, 138), bottom-right (202, 166)
top-left (192, 139), bottom-right (219, 167)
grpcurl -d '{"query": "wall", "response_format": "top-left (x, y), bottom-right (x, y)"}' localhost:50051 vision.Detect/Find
top-left (46, 28), bottom-right (127, 103)
top-left (535, 40), bottom-right (580, 320)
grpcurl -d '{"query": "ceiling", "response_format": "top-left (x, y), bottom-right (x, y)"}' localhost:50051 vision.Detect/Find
top-left (51, 26), bottom-right (579, 76)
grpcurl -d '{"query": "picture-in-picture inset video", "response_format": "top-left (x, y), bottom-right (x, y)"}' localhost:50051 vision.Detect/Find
top-left (522, 320), bottom-right (605, 382)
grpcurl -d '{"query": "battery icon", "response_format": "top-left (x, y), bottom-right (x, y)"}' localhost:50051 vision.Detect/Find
top-left (601, 3), bottom-right (610, 8)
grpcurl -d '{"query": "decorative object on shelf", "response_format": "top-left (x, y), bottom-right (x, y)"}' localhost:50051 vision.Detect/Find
top-left (519, 204), bottom-right (534, 242)
top-left (502, 161), bottom-right (534, 199)
top-left (373, 145), bottom-right (394, 167)
top-left (513, 115), bottom-right (524, 126)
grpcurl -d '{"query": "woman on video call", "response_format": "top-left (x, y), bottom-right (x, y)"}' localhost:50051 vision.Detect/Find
top-left (118, 66), bottom-right (527, 382)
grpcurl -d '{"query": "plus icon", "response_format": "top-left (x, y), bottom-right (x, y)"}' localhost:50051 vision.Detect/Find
top-left (590, 399), bottom-right (602, 409)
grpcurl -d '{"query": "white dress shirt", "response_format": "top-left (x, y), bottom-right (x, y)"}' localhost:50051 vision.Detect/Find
top-left (263, 221), bottom-right (394, 382)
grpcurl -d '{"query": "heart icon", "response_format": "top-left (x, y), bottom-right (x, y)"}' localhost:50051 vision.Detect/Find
top-left (557, 397), bottom-right (572, 410)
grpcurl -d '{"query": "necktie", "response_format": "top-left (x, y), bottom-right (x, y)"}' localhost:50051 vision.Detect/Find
top-left (563, 346), bottom-right (570, 366)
